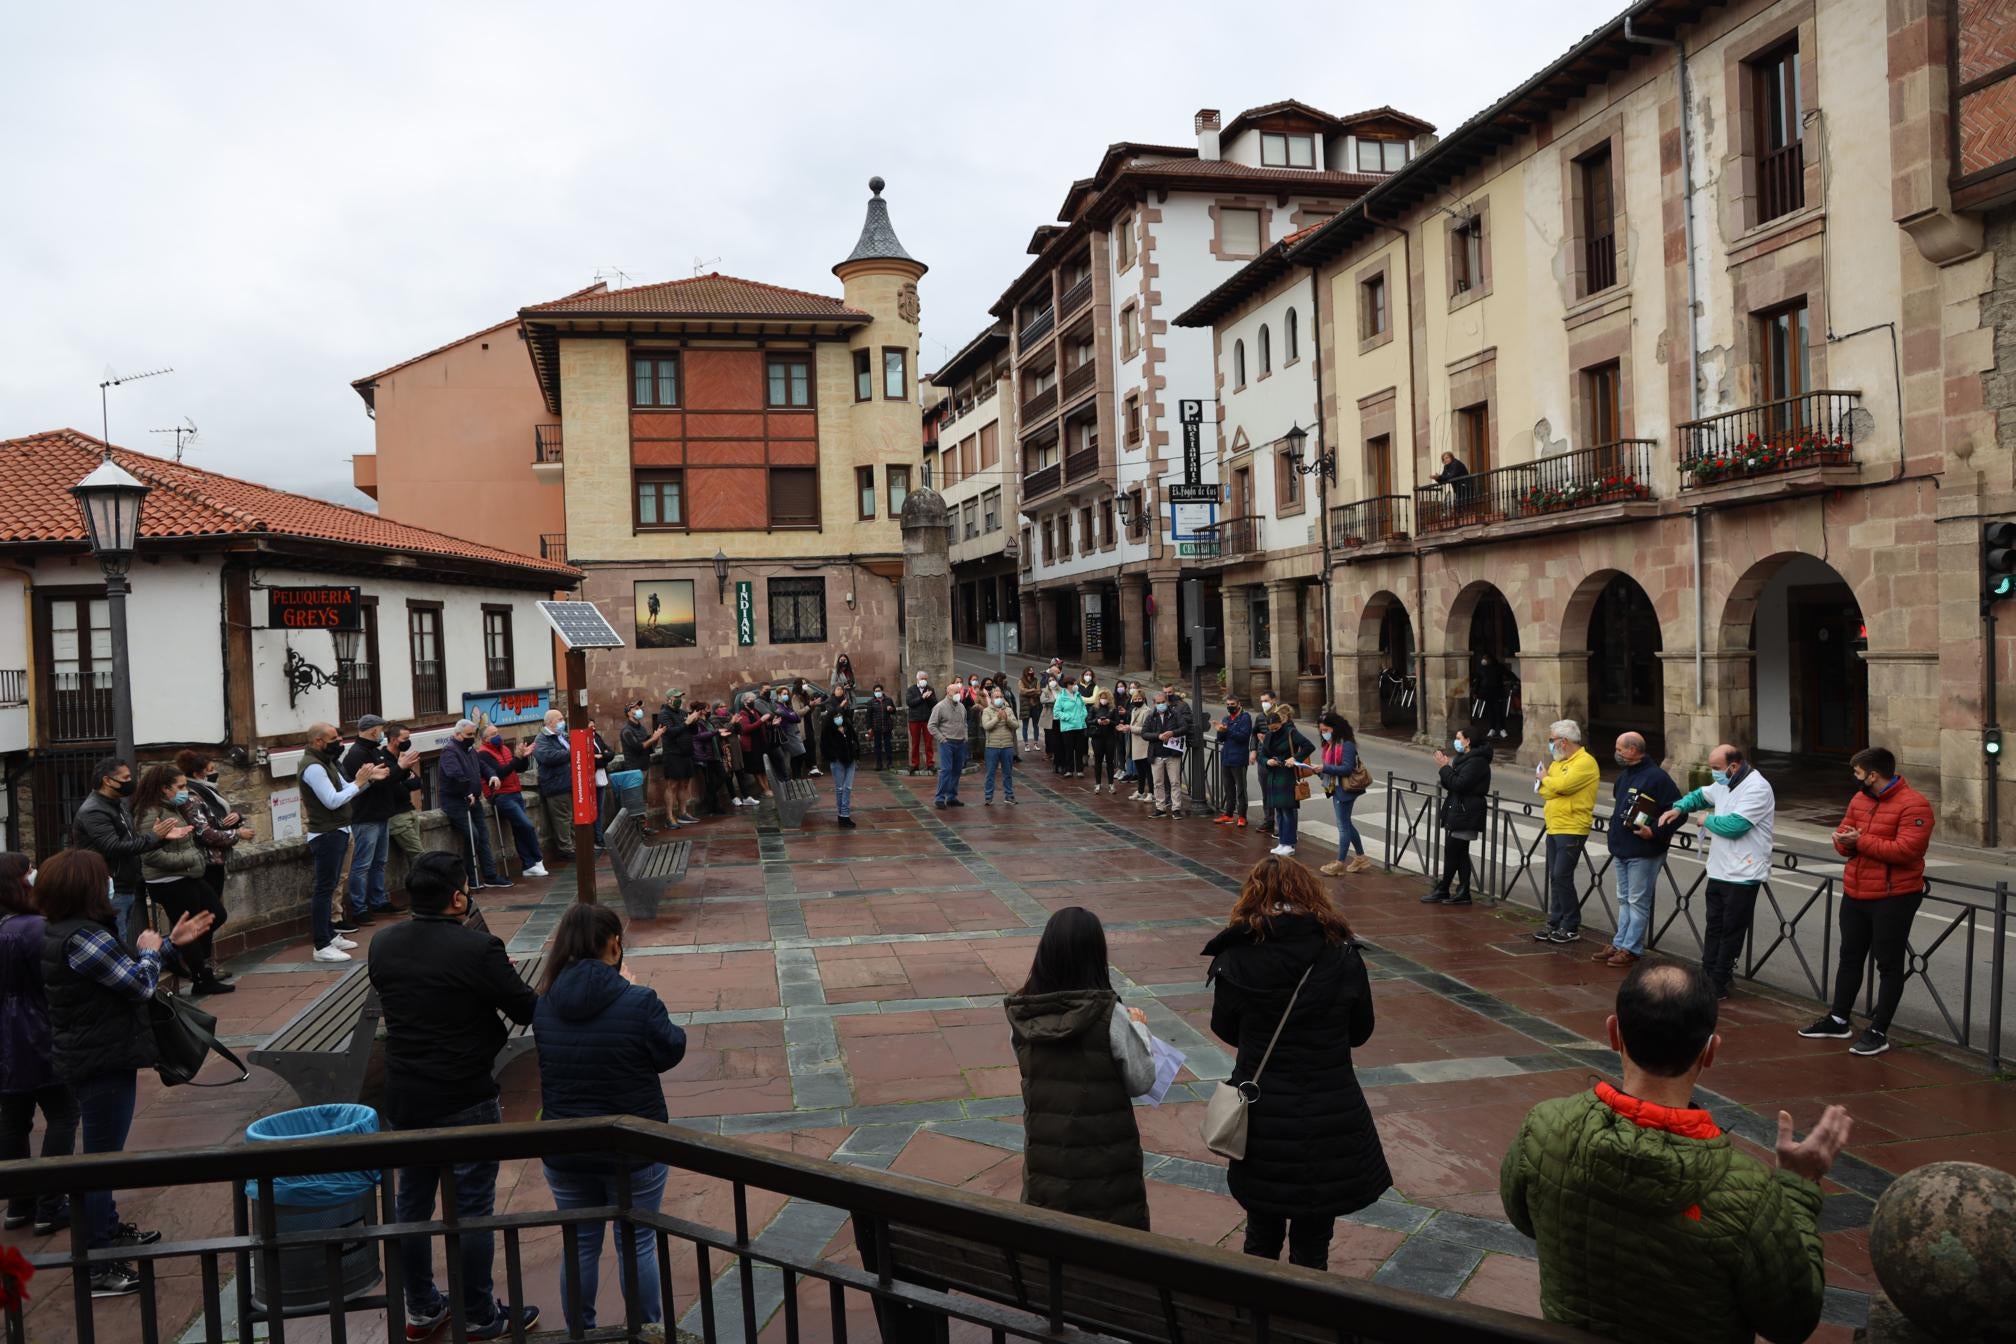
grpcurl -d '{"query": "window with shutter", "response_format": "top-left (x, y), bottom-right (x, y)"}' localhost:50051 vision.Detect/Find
top-left (768, 468), bottom-right (820, 528)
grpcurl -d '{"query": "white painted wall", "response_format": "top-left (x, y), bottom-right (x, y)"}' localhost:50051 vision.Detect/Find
top-left (0, 572), bottom-right (28, 754)
top-left (936, 390), bottom-right (1013, 567)
top-left (1751, 553), bottom-right (1842, 751)
top-left (1215, 279), bottom-right (1322, 553)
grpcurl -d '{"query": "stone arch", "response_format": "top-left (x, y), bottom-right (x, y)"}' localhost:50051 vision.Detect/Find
top-left (1356, 590), bottom-right (1417, 734)
top-left (1559, 569), bottom-right (1666, 758)
top-left (1444, 580), bottom-right (1524, 745)
top-left (1716, 551), bottom-right (1868, 761)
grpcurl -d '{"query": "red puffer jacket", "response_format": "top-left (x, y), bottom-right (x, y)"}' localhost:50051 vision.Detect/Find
top-left (1831, 777), bottom-right (1933, 900)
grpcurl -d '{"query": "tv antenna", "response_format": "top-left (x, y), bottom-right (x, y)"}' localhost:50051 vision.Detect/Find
top-left (592, 265), bottom-right (634, 287)
top-left (691, 255), bottom-right (721, 276)
top-left (97, 365), bottom-right (173, 461)
top-left (150, 417), bottom-right (200, 462)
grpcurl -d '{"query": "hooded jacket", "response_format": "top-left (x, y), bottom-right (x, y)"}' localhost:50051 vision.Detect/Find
top-left (535, 958), bottom-right (687, 1170)
top-left (1051, 688), bottom-right (1087, 733)
top-left (1202, 914), bottom-right (1388, 1218)
top-left (0, 913), bottom-right (57, 1094)
top-left (1004, 988), bottom-right (1153, 1229)
top-left (1500, 1083), bottom-right (1825, 1344)
top-left (1438, 743), bottom-right (1494, 834)
top-left (1832, 776), bottom-right (1933, 900)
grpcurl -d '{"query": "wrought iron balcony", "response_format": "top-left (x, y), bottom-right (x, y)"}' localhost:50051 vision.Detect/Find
top-left (533, 424), bottom-right (563, 464)
top-left (539, 532), bottom-right (568, 562)
top-left (1677, 391), bottom-right (1858, 488)
top-left (1415, 439), bottom-right (1657, 533)
top-left (1059, 272), bottom-right (1094, 318)
top-left (1209, 514), bottom-right (1263, 557)
top-left (1758, 140), bottom-right (1805, 223)
top-left (1329, 495), bottom-right (1411, 548)
top-left (1023, 462), bottom-right (1061, 501)
top-left (49, 671), bottom-right (111, 742)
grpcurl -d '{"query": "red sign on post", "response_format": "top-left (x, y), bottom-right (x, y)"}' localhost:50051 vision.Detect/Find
top-left (570, 728), bottom-right (597, 823)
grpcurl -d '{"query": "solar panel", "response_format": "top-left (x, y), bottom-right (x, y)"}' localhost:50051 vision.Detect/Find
top-left (537, 600), bottom-right (626, 649)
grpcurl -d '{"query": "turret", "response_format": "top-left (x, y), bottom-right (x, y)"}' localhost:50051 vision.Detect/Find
top-left (835, 177), bottom-right (927, 473)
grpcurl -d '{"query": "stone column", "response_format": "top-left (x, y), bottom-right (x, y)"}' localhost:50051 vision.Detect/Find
top-left (1149, 572), bottom-right (1181, 682)
top-left (900, 489), bottom-right (953, 682)
top-left (1224, 584), bottom-right (1254, 700)
top-left (1516, 652), bottom-right (1582, 750)
top-left (1661, 650), bottom-right (1749, 778)
top-left (1334, 649), bottom-right (1379, 730)
top-left (1118, 573), bottom-right (1148, 674)
top-left (1421, 650), bottom-right (1469, 751)
top-left (1267, 580), bottom-right (1304, 717)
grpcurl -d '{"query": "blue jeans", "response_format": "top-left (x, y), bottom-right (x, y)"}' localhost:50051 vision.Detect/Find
top-left (395, 1098), bottom-right (504, 1323)
top-left (542, 1162), bottom-right (669, 1333)
top-left (1275, 805), bottom-right (1298, 848)
top-left (493, 793), bottom-right (543, 868)
top-left (936, 740), bottom-right (967, 803)
top-left (830, 760), bottom-right (858, 817)
top-left (442, 798), bottom-right (504, 885)
top-left (110, 889), bottom-right (139, 943)
top-left (72, 1071), bottom-right (136, 1249)
top-left (307, 830), bottom-right (348, 949)
top-left (346, 819), bottom-right (392, 913)
top-left (1331, 791), bottom-right (1364, 858)
top-left (1612, 855), bottom-right (1660, 954)
top-left (871, 727), bottom-right (895, 769)
top-left (984, 746), bottom-right (1016, 801)
top-left (1545, 834), bottom-right (1587, 933)
top-left (595, 784), bottom-right (613, 846)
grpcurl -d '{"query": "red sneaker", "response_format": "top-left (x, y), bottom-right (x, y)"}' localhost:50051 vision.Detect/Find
top-left (1235, 817), bottom-right (1249, 829)
top-left (1213, 814), bottom-right (1234, 825)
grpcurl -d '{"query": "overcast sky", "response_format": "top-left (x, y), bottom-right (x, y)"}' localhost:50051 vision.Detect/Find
top-left (4, 1), bottom-right (1620, 508)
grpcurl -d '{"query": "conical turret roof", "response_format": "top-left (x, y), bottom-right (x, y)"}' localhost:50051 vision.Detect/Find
top-left (836, 176), bottom-right (926, 275)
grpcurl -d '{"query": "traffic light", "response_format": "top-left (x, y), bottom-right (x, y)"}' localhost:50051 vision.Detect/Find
top-left (1986, 520), bottom-right (2016, 608)
top-left (1989, 726), bottom-right (2004, 759)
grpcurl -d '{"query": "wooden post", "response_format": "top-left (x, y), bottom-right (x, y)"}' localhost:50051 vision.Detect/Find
top-left (568, 647), bottom-right (597, 905)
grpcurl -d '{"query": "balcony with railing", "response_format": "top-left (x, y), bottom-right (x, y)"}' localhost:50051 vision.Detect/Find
top-left (412, 659), bottom-right (447, 718)
top-left (1209, 514), bottom-right (1263, 558)
top-left (539, 532), bottom-right (567, 562)
top-left (1585, 230), bottom-right (1616, 294)
top-left (1018, 305), bottom-right (1054, 346)
top-left (1022, 460), bottom-right (1061, 502)
top-left (1020, 383), bottom-right (1057, 428)
top-left (1757, 140), bottom-right (1805, 224)
top-left (1415, 440), bottom-right (1658, 534)
top-left (336, 664), bottom-right (378, 728)
top-left (1678, 391), bottom-right (1858, 493)
top-left (1329, 495), bottom-right (1412, 550)
top-left (1060, 357), bottom-right (1097, 405)
top-left (49, 671), bottom-right (112, 742)
top-left (1065, 443), bottom-right (1100, 482)
top-left (1059, 271), bottom-right (1094, 318)
top-left (533, 424), bottom-right (563, 463)
top-left (0, 672), bottom-right (23, 754)
top-left (0, 670), bottom-right (24, 707)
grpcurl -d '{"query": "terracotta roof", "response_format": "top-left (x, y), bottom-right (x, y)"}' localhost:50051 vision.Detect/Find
top-left (1333, 104), bottom-right (1438, 132)
top-left (0, 429), bottom-right (579, 584)
top-left (1126, 160), bottom-right (1383, 189)
top-left (350, 282), bottom-right (609, 402)
top-left (521, 272), bottom-right (869, 322)
top-left (1221, 99), bottom-right (1348, 140)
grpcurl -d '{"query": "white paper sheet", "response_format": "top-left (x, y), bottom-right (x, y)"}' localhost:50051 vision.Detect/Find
top-left (1133, 1035), bottom-right (1187, 1106)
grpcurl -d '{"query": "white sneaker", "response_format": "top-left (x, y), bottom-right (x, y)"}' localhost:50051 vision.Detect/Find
top-left (809, 768), bottom-right (824, 777)
top-left (523, 863), bottom-right (549, 878)
top-left (1269, 844), bottom-right (1294, 857)
top-left (312, 946), bottom-right (352, 963)
top-left (331, 935), bottom-right (358, 951)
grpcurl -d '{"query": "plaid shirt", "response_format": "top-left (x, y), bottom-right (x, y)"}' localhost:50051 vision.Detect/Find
top-left (63, 926), bottom-right (170, 1000)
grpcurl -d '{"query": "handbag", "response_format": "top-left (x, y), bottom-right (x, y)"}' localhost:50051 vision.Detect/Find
top-left (1201, 965), bottom-right (1312, 1160)
top-left (150, 991), bottom-right (249, 1088)
top-left (1344, 761), bottom-right (1373, 793)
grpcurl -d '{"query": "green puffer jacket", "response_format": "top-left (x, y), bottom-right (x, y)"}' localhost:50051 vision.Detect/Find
top-left (1499, 1085), bottom-right (1825, 1344)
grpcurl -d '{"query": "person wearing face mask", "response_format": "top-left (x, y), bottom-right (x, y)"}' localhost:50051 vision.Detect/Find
top-left (439, 719), bottom-right (510, 892)
top-left (904, 672), bottom-right (937, 775)
top-left (866, 684), bottom-right (897, 771)
top-left (1659, 745), bottom-right (1776, 1000)
top-left (530, 709), bottom-right (583, 856)
top-left (338, 716), bottom-right (407, 924)
top-left (654, 693), bottom-right (700, 828)
top-left (135, 764), bottom-right (232, 994)
top-left (1052, 673), bottom-right (1088, 777)
top-left (928, 683), bottom-right (970, 808)
top-left (1530, 721), bottom-right (1600, 946)
top-left (1143, 688), bottom-right (1191, 819)
top-left (379, 724), bottom-right (429, 866)
top-left (980, 687), bottom-right (1021, 804)
top-left (300, 721), bottom-right (394, 962)
top-left (0, 851), bottom-right (77, 1238)
top-left (820, 689), bottom-right (862, 827)
top-left (1801, 748), bottom-right (1931, 1056)
top-left (1040, 669), bottom-right (1062, 770)
top-left (70, 757), bottom-right (182, 942)
top-left (731, 694), bottom-right (775, 806)
top-left (1592, 733), bottom-right (1682, 966)
top-left (1018, 667), bottom-right (1042, 745)
top-left (1085, 692), bottom-right (1121, 796)
top-left (1312, 714), bottom-right (1372, 878)
top-left (477, 729), bottom-right (547, 878)
top-left (1122, 689), bottom-right (1155, 801)
top-left (1428, 729), bottom-right (1494, 905)
top-left (1254, 695), bottom-right (1278, 837)
top-left (615, 701), bottom-right (662, 826)
top-left (1214, 697), bottom-right (1254, 827)
top-left (1258, 705), bottom-right (1314, 855)
top-left (175, 750), bottom-right (254, 904)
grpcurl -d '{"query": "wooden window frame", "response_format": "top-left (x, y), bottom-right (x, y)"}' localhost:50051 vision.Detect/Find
top-left (1284, 307), bottom-right (1300, 364)
top-left (766, 354), bottom-right (814, 408)
top-left (1577, 144), bottom-right (1618, 298)
top-left (633, 468), bottom-right (687, 532)
top-left (630, 352), bottom-right (681, 408)
top-left (1234, 339), bottom-right (1247, 389)
top-left (1456, 401), bottom-right (1494, 475)
top-left (1357, 261), bottom-right (1392, 351)
top-left (1099, 499), bottom-right (1115, 548)
top-left (1124, 393), bottom-right (1143, 446)
top-left (887, 465), bottom-right (912, 516)
top-left (856, 465), bottom-right (877, 520)
top-left (766, 577), bottom-right (827, 645)
top-left (1260, 131), bottom-right (1316, 168)
top-left (1118, 303), bottom-right (1139, 360)
top-left (1748, 38), bottom-right (1806, 226)
top-left (767, 466), bottom-right (821, 530)
top-left (1582, 360), bottom-right (1623, 447)
top-left (1215, 205), bottom-right (1264, 260)
top-left (481, 604), bottom-right (516, 691)
top-left (1258, 325), bottom-right (1272, 378)
top-left (882, 346), bottom-right (908, 401)
top-left (406, 600), bottom-right (446, 718)
top-left (1447, 204), bottom-right (1492, 309)
top-left (853, 349), bottom-right (873, 402)
top-left (983, 487), bottom-right (1001, 533)
top-left (1115, 214), bottom-right (1136, 271)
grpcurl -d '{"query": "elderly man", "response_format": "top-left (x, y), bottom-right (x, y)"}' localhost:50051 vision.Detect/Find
top-left (1661, 744), bottom-right (1777, 1000)
top-left (1592, 732), bottom-right (1682, 968)
top-left (530, 709), bottom-right (577, 864)
top-left (300, 721), bottom-right (389, 963)
top-left (438, 718), bottom-right (509, 891)
top-left (1532, 719), bottom-right (1600, 945)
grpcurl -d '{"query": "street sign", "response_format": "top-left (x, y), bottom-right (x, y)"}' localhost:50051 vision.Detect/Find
top-left (570, 728), bottom-right (597, 824)
top-left (1168, 483), bottom-right (1218, 503)
top-left (1178, 400), bottom-right (1203, 425)
top-left (1182, 421), bottom-right (1202, 486)
top-left (735, 581), bottom-right (756, 646)
top-left (1177, 542), bottom-right (1221, 558)
top-left (1169, 501), bottom-right (1218, 541)
top-left (267, 586), bottom-right (360, 630)
top-left (536, 600), bottom-right (625, 649)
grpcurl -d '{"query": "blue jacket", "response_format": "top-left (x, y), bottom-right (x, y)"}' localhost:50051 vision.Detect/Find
top-left (1607, 759), bottom-right (1683, 859)
top-left (1217, 710), bottom-right (1254, 767)
top-left (530, 728), bottom-right (572, 796)
top-left (535, 958), bottom-right (687, 1170)
top-left (0, 913), bottom-right (57, 1094)
top-left (438, 737), bottom-right (483, 802)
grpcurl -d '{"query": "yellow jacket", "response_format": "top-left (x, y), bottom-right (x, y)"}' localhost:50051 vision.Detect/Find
top-left (1537, 748), bottom-right (1601, 835)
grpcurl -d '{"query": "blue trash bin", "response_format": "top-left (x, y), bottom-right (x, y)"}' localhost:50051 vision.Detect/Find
top-left (244, 1104), bottom-right (383, 1312)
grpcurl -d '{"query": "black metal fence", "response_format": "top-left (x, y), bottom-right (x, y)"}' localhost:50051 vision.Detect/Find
top-left (1415, 442), bottom-right (1656, 533)
top-left (1676, 390), bottom-right (1858, 488)
top-left (1378, 771), bottom-right (2009, 1068)
top-left (1329, 496), bottom-right (1409, 548)
top-left (2, 1117), bottom-right (1591, 1344)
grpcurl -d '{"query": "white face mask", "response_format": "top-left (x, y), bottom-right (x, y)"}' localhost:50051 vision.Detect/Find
top-left (1321, 731), bottom-right (1333, 742)
top-left (992, 696), bottom-right (1005, 707)
top-left (1261, 700), bottom-right (1274, 712)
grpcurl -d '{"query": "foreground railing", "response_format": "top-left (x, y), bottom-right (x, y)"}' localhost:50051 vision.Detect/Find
top-left (1378, 771), bottom-right (2009, 1068)
top-left (3, 1116), bottom-right (1589, 1344)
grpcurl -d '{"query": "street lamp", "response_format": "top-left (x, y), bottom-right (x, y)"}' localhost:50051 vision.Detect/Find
top-left (713, 549), bottom-right (731, 604)
top-left (1279, 422), bottom-right (1337, 713)
top-left (1282, 422), bottom-right (1335, 480)
top-left (69, 457), bottom-right (151, 766)
top-left (1113, 491), bottom-right (1133, 527)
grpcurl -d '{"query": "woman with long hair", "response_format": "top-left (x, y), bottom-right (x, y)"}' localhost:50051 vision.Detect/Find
top-left (1004, 907), bottom-right (1155, 1228)
top-left (1314, 712), bottom-right (1373, 877)
top-left (1052, 675), bottom-right (1089, 778)
top-left (1018, 666), bottom-right (1041, 745)
top-left (1202, 857), bottom-right (1388, 1270)
top-left (0, 852), bottom-right (78, 1236)
top-left (1428, 725), bottom-right (1492, 905)
top-left (1086, 691), bottom-right (1123, 795)
top-left (38, 849), bottom-right (210, 1295)
top-left (1122, 689), bottom-right (1154, 801)
top-left (535, 902), bottom-right (686, 1337)
top-left (1258, 705), bottom-right (1315, 857)
top-left (134, 763), bottom-right (232, 994)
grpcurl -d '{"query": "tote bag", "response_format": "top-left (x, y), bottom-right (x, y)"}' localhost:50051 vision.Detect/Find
top-left (150, 991), bottom-right (249, 1088)
top-left (1201, 966), bottom-right (1311, 1160)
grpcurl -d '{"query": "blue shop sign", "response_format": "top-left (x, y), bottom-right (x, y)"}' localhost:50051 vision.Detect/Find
top-left (462, 686), bottom-right (554, 727)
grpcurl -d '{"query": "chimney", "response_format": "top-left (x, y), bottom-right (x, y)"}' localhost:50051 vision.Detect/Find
top-left (1194, 108), bottom-right (1222, 161)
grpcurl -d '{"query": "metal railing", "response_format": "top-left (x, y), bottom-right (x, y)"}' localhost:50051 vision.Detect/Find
top-left (1061, 358), bottom-right (1097, 403)
top-left (1330, 496), bottom-right (1410, 548)
top-left (0, 669), bottom-right (24, 707)
top-left (1018, 307), bottom-right (1054, 345)
top-left (1378, 771), bottom-right (2010, 1068)
top-left (1677, 390), bottom-right (1858, 488)
top-left (48, 671), bottom-right (112, 743)
top-left (1022, 461), bottom-right (1060, 500)
top-left (1584, 231), bottom-right (1616, 293)
top-left (534, 424), bottom-right (563, 464)
top-left (540, 532), bottom-right (568, 562)
top-left (4, 1115), bottom-right (1589, 1344)
top-left (1758, 140), bottom-right (1805, 223)
top-left (1415, 441), bottom-right (1656, 532)
top-left (1059, 272), bottom-right (1094, 317)
top-left (335, 664), bottom-right (378, 727)
top-left (1065, 445), bottom-right (1100, 482)
top-left (411, 659), bottom-right (446, 718)
top-left (1209, 514), bottom-right (1263, 556)
top-left (1021, 385), bottom-right (1057, 428)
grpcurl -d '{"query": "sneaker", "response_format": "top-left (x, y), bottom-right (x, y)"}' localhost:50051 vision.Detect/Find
top-left (1172, 811), bottom-right (1187, 820)
top-left (331, 935), bottom-right (359, 951)
top-left (934, 800), bottom-right (946, 809)
top-left (1269, 844), bottom-right (1294, 857)
top-left (809, 768), bottom-right (824, 777)
top-left (1235, 817), bottom-right (1248, 829)
top-left (838, 816), bottom-right (857, 828)
top-left (1798, 1014), bottom-right (1855, 1040)
top-left (946, 799), bottom-right (965, 808)
top-left (1547, 929), bottom-right (1581, 944)
top-left (1849, 1027), bottom-right (1891, 1056)
top-left (1531, 927), bottom-right (1557, 943)
top-left (90, 1264), bottom-right (141, 1297)
top-left (312, 946), bottom-right (352, 963)
top-left (332, 918), bottom-right (359, 935)
top-left (522, 863), bottom-right (549, 878)
top-left (983, 798), bottom-right (993, 805)
top-left (1345, 855), bottom-right (1374, 874)
top-left (1006, 796), bottom-right (1018, 804)
top-left (1, 1212), bottom-right (26, 1231)
top-left (32, 1205), bottom-right (69, 1235)
top-left (1319, 861), bottom-right (1348, 877)
top-left (1214, 815), bottom-right (1234, 825)
top-left (466, 1302), bottom-right (540, 1341)
top-left (1152, 810), bottom-right (1169, 819)
top-left (112, 1222), bottom-right (161, 1247)
top-left (487, 878), bottom-right (514, 889)
top-left (404, 1300), bottom-right (451, 1341)
top-left (344, 910), bottom-right (376, 926)
top-left (1444, 893), bottom-right (1474, 906)
top-left (1418, 888), bottom-right (1448, 903)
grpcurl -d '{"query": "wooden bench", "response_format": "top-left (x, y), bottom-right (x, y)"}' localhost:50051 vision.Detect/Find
top-left (248, 964), bottom-right (380, 1107)
top-left (606, 808), bottom-right (692, 920)
top-left (870, 1221), bottom-right (1335, 1343)
top-left (762, 756), bottom-right (819, 828)
top-left (493, 951), bottom-right (545, 1079)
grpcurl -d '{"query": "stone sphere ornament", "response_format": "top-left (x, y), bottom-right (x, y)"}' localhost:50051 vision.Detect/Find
top-left (1867, 1160), bottom-right (2016, 1342)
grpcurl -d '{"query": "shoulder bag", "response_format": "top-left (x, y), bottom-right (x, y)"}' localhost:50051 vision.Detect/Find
top-left (1201, 965), bottom-right (1312, 1160)
top-left (151, 990), bottom-right (249, 1088)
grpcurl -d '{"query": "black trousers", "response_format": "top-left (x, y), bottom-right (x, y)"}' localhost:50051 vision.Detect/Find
top-left (1830, 890), bottom-right (1924, 1031)
top-left (1441, 834), bottom-right (1475, 894)
top-left (1243, 1210), bottom-right (1334, 1270)
top-left (1059, 729), bottom-right (1087, 774)
top-left (151, 875), bottom-right (227, 971)
top-left (1222, 762), bottom-right (1249, 816)
top-left (1091, 735), bottom-right (1120, 781)
top-left (1702, 879), bottom-right (1760, 990)
top-left (1, 1083), bottom-right (78, 1219)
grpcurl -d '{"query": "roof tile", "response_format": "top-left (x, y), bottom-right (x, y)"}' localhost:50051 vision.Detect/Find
top-left (522, 272), bottom-right (869, 321)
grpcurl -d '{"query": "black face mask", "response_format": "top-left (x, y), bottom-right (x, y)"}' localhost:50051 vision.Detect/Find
top-left (112, 777), bottom-right (136, 797)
